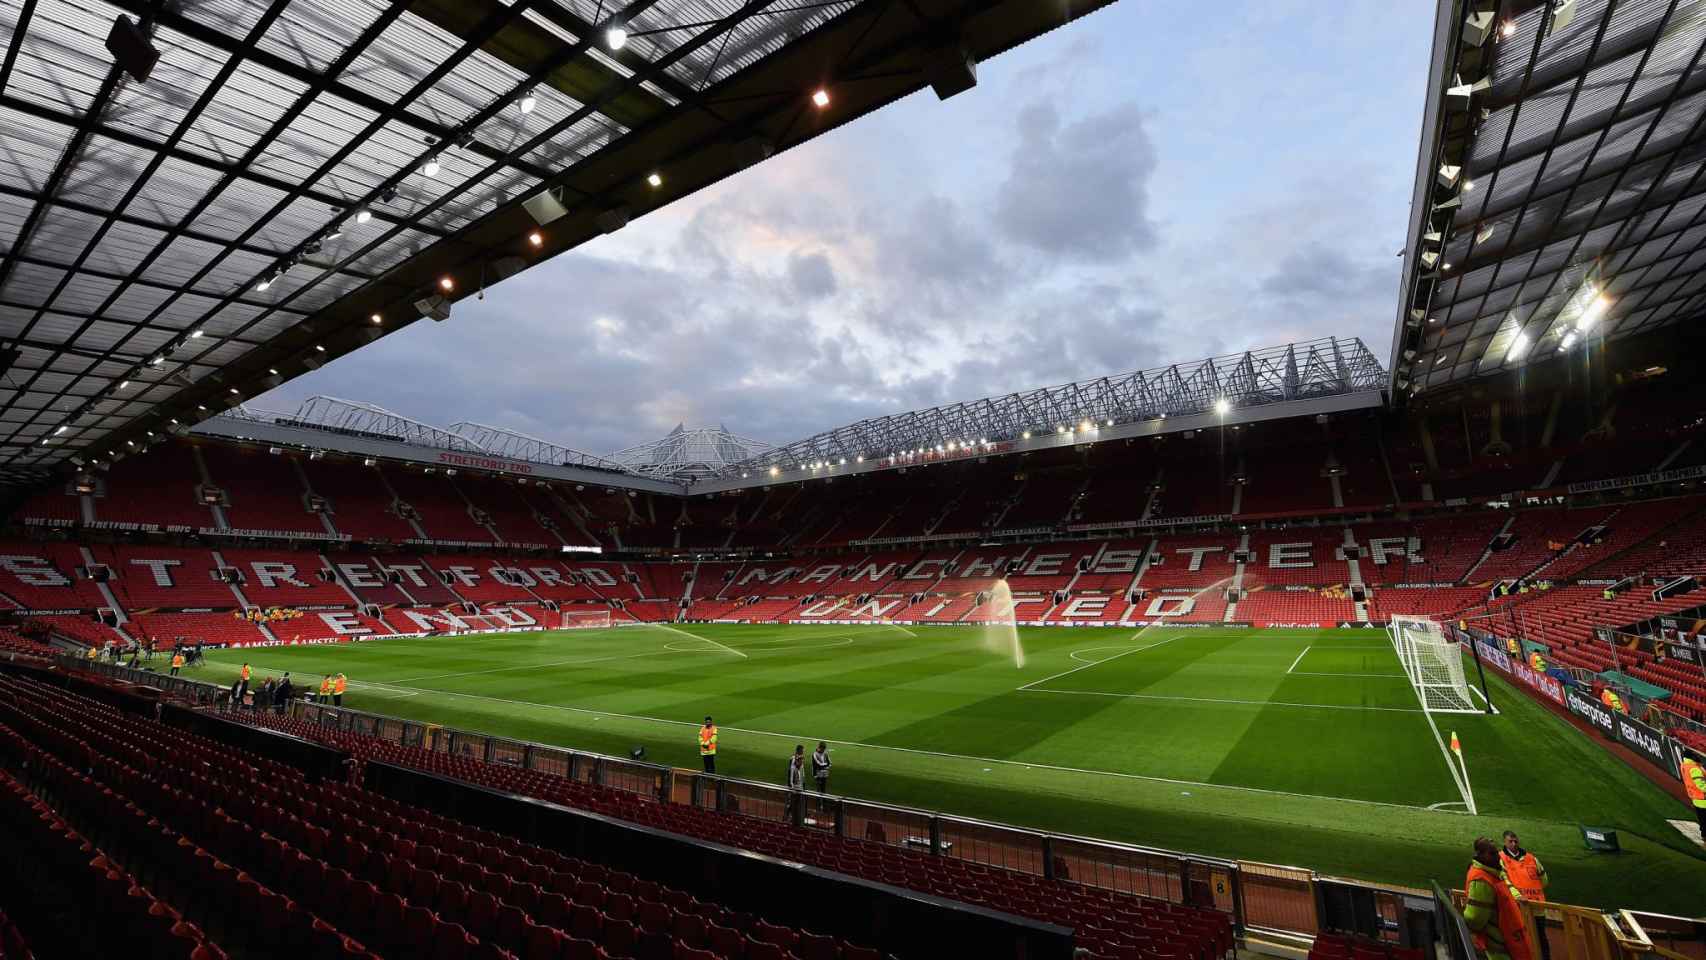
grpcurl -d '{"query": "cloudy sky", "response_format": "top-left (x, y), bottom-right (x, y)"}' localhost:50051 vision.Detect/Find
top-left (258, 0), bottom-right (1435, 456)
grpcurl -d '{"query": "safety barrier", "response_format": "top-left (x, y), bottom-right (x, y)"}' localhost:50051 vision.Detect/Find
top-left (260, 694), bottom-right (1417, 942)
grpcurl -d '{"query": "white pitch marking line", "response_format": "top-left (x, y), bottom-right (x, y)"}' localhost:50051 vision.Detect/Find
top-left (1289, 671), bottom-right (1409, 679)
top-left (646, 623), bottom-right (749, 659)
top-left (1016, 633), bottom-right (1179, 692)
top-left (1021, 687), bottom-right (1431, 713)
top-left (1286, 645), bottom-right (1312, 675)
top-left (332, 679), bottom-right (1457, 814)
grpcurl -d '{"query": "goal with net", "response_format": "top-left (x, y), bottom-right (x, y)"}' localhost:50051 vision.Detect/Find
top-left (560, 608), bottom-right (613, 630)
top-left (1388, 614), bottom-right (1480, 714)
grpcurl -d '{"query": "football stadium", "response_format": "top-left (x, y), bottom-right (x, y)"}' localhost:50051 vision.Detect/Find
top-left (2, 0), bottom-right (1706, 959)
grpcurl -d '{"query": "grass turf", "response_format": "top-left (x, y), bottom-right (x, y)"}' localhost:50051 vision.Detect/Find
top-left (189, 623), bottom-right (1706, 913)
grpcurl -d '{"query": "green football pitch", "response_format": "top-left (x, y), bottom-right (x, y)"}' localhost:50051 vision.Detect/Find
top-left (192, 623), bottom-right (1706, 913)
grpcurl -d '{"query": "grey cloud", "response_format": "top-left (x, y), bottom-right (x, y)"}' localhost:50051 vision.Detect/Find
top-left (994, 101), bottom-right (1159, 261)
top-left (787, 251), bottom-right (837, 300)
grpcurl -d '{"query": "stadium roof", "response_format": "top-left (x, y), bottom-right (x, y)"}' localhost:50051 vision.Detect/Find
top-left (612, 424), bottom-right (772, 481)
top-left (192, 338), bottom-right (1388, 493)
top-left (1393, 0), bottom-right (1706, 399)
top-left (0, 0), bottom-right (1111, 480)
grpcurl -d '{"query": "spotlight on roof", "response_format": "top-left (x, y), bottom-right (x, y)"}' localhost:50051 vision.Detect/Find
top-left (811, 88), bottom-right (830, 108)
top-left (415, 294), bottom-right (452, 322)
top-left (355, 208), bottom-right (372, 225)
top-left (1500, 19), bottom-right (1517, 39)
top-left (522, 186), bottom-right (569, 226)
top-left (1508, 332), bottom-right (1530, 359)
top-left (646, 172), bottom-right (662, 188)
top-left (1462, 9), bottom-right (1495, 46)
top-left (189, 328), bottom-right (204, 338)
top-left (370, 313), bottom-right (382, 324)
top-left (605, 22), bottom-right (628, 50)
top-left (423, 155), bottom-right (441, 178)
top-left (528, 231), bottom-right (543, 247)
top-left (439, 276), bottom-right (454, 291)
top-left (256, 273), bottom-right (274, 292)
top-left (119, 380), bottom-right (130, 389)
top-left (1214, 398), bottom-right (1231, 416)
top-left (518, 88), bottom-right (538, 114)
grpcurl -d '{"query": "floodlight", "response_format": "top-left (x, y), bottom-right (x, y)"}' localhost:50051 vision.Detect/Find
top-left (811, 88), bottom-right (830, 108)
top-left (370, 313), bottom-right (383, 324)
top-left (1214, 398), bottom-right (1231, 416)
top-left (519, 88), bottom-right (537, 114)
top-left (355, 208), bottom-right (372, 225)
top-left (439, 276), bottom-right (454, 291)
top-left (528, 231), bottom-right (543, 247)
top-left (190, 328), bottom-right (204, 338)
top-left (647, 172), bottom-right (662, 188)
top-left (605, 23), bottom-right (628, 50)
top-left (424, 155), bottom-right (441, 178)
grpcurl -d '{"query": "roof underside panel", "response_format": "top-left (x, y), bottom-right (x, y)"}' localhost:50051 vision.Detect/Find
top-left (1394, 0), bottom-right (1706, 397)
top-left (0, 0), bottom-right (1116, 474)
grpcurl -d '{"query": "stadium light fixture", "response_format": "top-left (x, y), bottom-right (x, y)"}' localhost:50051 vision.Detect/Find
top-left (518, 88), bottom-right (538, 114)
top-left (1214, 398), bottom-right (1231, 416)
top-left (424, 155), bottom-right (441, 178)
top-left (370, 313), bottom-right (383, 324)
top-left (268, 368), bottom-right (278, 375)
top-left (604, 22), bottom-right (628, 50)
top-left (1022, 430), bottom-right (1031, 439)
top-left (119, 380), bottom-right (129, 389)
top-left (439, 276), bottom-right (455, 291)
top-left (1462, 179), bottom-right (1475, 192)
top-left (1578, 293), bottom-right (1611, 330)
top-left (1500, 19), bottom-right (1516, 38)
top-left (1508, 332), bottom-right (1530, 359)
top-left (647, 172), bottom-right (662, 188)
top-left (529, 230), bottom-right (543, 247)
top-left (256, 274), bottom-right (273, 292)
top-left (355, 208), bottom-right (372, 225)
top-left (315, 344), bottom-right (326, 352)
top-left (147, 354), bottom-right (163, 366)
top-left (325, 223), bottom-right (344, 241)
top-left (1079, 420), bottom-right (1092, 433)
top-left (55, 426), bottom-right (66, 435)
top-left (812, 88), bottom-right (830, 108)
top-left (228, 388), bottom-right (238, 394)
top-left (189, 328), bottom-right (204, 338)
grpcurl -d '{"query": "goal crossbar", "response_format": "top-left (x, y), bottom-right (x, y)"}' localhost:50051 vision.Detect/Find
top-left (1388, 615), bottom-right (1480, 715)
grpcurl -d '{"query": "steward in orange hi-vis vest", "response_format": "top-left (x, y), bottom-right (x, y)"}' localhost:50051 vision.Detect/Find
top-left (1465, 839), bottom-right (1533, 960)
top-left (699, 716), bottom-right (718, 774)
top-left (1498, 832), bottom-right (1547, 903)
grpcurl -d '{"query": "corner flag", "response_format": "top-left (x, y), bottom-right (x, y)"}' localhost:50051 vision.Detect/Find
top-left (1450, 731), bottom-right (1462, 757)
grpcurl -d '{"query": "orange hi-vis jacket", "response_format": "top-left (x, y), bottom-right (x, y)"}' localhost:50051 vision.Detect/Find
top-left (1465, 861), bottom-right (1533, 960)
top-left (334, 675), bottom-right (347, 695)
top-left (171, 653), bottom-right (185, 668)
top-left (241, 665), bottom-right (251, 681)
top-left (699, 725), bottom-right (718, 756)
top-left (1600, 689), bottom-right (1626, 714)
top-left (1499, 850), bottom-right (1548, 902)
top-left (319, 677), bottom-right (331, 696)
top-left (1683, 758), bottom-right (1706, 809)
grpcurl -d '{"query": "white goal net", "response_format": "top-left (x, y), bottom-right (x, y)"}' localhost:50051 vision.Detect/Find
top-left (1388, 615), bottom-right (1479, 714)
top-left (560, 608), bottom-right (613, 630)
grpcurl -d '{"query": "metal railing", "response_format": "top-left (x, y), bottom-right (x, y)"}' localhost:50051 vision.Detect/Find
top-left (268, 696), bottom-right (1384, 939)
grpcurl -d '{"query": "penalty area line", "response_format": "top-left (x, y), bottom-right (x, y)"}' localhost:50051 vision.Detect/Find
top-left (1286, 645), bottom-right (1312, 675)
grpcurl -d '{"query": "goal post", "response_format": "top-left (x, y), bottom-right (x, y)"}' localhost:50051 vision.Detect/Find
top-left (1388, 615), bottom-right (1480, 714)
top-left (560, 608), bottom-right (613, 630)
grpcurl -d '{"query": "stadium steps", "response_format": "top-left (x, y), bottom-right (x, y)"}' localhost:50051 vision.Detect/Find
top-left (189, 444), bottom-right (231, 532)
top-left (1654, 436), bottom-right (1692, 471)
top-left (80, 544), bottom-right (131, 625)
top-left (1457, 514), bottom-right (1514, 583)
top-left (292, 458), bottom-right (343, 538)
